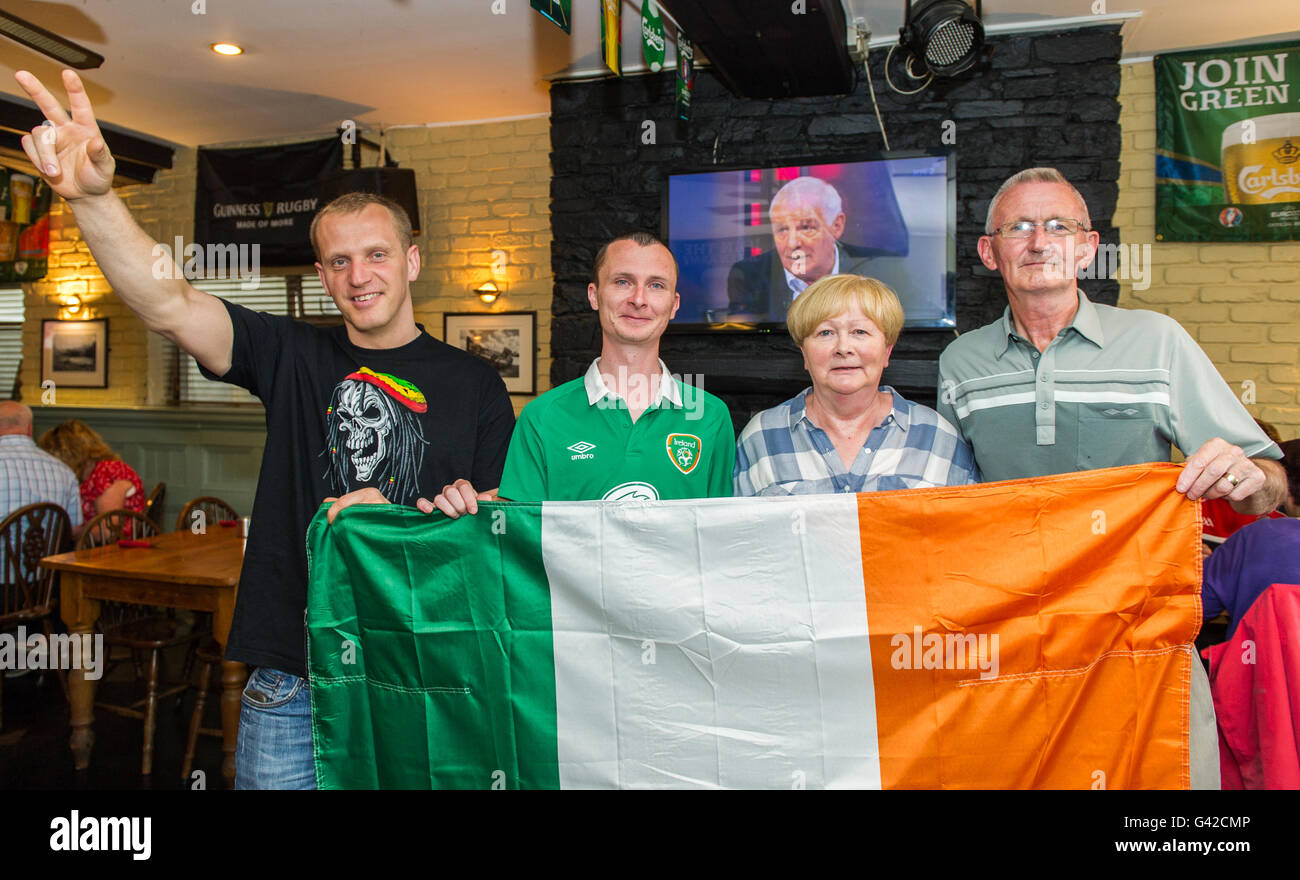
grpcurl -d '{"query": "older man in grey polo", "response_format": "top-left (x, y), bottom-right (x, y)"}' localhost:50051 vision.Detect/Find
top-left (938, 168), bottom-right (1283, 508)
top-left (937, 167), bottom-right (1286, 789)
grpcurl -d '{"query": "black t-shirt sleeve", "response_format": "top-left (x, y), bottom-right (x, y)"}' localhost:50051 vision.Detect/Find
top-left (197, 298), bottom-right (291, 403)
top-left (472, 369), bottom-right (516, 492)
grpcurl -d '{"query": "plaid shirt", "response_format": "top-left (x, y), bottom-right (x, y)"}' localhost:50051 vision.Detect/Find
top-left (734, 386), bottom-right (981, 496)
top-left (0, 434), bottom-right (84, 526)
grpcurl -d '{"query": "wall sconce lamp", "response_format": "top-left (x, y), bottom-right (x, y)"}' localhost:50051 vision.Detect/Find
top-left (60, 295), bottom-right (82, 316)
top-left (475, 280), bottom-right (502, 305)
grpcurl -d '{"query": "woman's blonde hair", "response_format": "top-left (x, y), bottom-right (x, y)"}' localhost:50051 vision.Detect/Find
top-left (38, 419), bottom-right (118, 476)
top-left (786, 274), bottom-right (905, 346)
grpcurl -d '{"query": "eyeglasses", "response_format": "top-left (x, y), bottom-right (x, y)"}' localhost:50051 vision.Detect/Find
top-left (990, 218), bottom-right (1090, 238)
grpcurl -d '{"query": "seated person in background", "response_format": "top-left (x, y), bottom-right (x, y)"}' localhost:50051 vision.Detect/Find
top-left (734, 274), bottom-right (979, 496)
top-left (39, 419), bottom-right (145, 525)
top-left (1203, 517), bottom-right (1300, 640)
top-left (0, 401), bottom-right (83, 529)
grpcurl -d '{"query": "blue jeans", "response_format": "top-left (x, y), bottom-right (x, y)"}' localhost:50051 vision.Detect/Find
top-left (234, 667), bottom-right (317, 790)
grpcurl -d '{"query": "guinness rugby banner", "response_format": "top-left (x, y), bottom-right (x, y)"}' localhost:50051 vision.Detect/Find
top-left (195, 137), bottom-right (342, 267)
top-left (1156, 41), bottom-right (1300, 241)
top-left (308, 464), bottom-right (1201, 789)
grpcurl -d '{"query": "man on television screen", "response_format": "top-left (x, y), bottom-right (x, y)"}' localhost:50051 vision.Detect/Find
top-left (726, 176), bottom-right (885, 322)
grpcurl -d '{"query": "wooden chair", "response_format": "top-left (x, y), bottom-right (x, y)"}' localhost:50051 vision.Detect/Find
top-left (0, 503), bottom-right (71, 729)
top-left (79, 508), bottom-right (203, 774)
top-left (171, 497), bottom-right (237, 687)
top-left (174, 496), bottom-right (238, 534)
top-left (142, 482), bottom-right (166, 528)
top-left (181, 637), bottom-right (232, 781)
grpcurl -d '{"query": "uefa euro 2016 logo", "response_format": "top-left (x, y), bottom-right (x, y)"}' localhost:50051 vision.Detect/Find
top-left (1219, 207), bottom-right (1243, 227)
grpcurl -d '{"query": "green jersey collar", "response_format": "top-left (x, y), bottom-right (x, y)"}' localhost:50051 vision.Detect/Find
top-left (583, 357), bottom-right (683, 409)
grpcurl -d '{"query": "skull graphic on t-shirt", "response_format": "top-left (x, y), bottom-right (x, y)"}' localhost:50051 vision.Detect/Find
top-left (320, 367), bottom-right (430, 503)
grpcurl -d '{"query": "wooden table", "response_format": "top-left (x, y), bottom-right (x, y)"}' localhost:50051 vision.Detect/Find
top-left (42, 528), bottom-right (245, 787)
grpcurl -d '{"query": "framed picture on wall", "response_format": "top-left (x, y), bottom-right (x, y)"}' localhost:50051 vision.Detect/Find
top-left (444, 311), bottom-right (536, 395)
top-left (41, 318), bottom-right (109, 388)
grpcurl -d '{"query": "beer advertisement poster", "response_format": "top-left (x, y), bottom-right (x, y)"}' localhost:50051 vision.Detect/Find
top-left (1155, 41), bottom-right (1300, 241)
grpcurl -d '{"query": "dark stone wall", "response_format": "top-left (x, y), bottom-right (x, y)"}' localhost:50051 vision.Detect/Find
top-left (548, 26), bottom-right (1123, 426)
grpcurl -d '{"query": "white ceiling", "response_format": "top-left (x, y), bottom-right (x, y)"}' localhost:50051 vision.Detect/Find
top-left (0, 0), bottom-right (1296, 148)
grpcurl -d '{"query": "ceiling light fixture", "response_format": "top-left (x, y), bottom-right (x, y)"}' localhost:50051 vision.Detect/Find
top-left (898, 0), bottom-right (984, 77)
top-left (0, 10), bottom-right (104, 69)
top-left (210, 42), bottom-right (243, 56)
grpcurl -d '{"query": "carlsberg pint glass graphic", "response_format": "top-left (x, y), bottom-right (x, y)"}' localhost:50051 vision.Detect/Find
top-left (1221, 112), bottom-right (1300, 204)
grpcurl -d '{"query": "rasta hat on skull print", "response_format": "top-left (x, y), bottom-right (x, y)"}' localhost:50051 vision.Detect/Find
top-left (345, 367), bottom-right (429, 413)
top-left (320, 366), bottom-right (431, 502)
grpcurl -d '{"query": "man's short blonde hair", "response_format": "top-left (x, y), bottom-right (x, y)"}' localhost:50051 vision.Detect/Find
top-left (309, 192), bottom-right (413, 262)
top-left (984, 167), bottom-right (1091, 234)
top-left (786, 274), bottom-right (905, 347)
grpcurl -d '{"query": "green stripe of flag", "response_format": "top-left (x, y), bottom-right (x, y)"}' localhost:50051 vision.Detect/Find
top-left (307, 503), bottom-right (559, 789)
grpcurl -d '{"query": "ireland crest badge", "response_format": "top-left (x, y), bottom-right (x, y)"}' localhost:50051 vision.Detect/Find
top-left (666, 433), bottom-right (702, 475)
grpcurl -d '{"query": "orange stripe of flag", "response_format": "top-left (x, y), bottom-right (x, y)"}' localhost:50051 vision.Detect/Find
top-left (859, 463), bottom-right (1201, 789)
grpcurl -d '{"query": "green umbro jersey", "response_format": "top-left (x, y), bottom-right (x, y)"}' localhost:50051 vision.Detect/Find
top-left (499, 374), bottom-right (735, 502)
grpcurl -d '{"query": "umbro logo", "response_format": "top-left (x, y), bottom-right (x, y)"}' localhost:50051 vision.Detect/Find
top-left (1101, 408), bottom-right (1140, 416)
top-left (568, 440), bottom-right (595, 461)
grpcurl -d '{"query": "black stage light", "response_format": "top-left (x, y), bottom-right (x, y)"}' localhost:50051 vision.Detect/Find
top-left (898, 0), bottom-right (984, 78)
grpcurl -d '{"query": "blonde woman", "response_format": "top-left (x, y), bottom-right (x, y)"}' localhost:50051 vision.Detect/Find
top-left (38, 419), bottom-right (145, 524)
top-left (734, 274), bottom-right (979, 496)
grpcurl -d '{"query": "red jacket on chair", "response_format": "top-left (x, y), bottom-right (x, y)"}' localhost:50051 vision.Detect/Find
top-left (1202, 583), bottom-right (1300, 790)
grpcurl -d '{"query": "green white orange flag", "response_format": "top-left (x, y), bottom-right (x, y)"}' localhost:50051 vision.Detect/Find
top-left (306, 463), bottom-right (1201, 789)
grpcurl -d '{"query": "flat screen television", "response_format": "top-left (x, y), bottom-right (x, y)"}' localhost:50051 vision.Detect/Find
top-left (663, 151), bottom-right (956, 330)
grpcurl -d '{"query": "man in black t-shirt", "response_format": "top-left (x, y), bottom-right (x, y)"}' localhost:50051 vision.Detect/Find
top-left (17, 69), bottom-right (515, 788)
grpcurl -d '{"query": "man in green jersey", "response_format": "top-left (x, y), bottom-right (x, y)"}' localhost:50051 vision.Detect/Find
top-left (427, 231), bottom-right (735, 515)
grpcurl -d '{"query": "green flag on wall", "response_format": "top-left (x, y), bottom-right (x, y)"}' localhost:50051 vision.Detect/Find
top-left (1155, 40), bottom-right (1300, 241)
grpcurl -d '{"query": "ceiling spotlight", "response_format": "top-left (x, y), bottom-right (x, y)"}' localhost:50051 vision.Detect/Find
top-left (898, 0), bottom-right (984, 77)
top-left (210, 42), bottom-right (243, 56)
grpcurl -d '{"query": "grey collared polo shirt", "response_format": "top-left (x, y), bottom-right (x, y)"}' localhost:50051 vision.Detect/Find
top-left (935, 291), bottom-right (1281, 482)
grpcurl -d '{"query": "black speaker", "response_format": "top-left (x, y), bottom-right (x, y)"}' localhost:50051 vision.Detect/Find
top-left (658, 0), bottom-right (854, 98)
top-left (319, 167), bottom-right (421, 235)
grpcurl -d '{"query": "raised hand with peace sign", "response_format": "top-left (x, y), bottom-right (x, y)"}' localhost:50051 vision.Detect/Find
top-left (11, 68), bottom-right (234, 376)
top-left (15, 69), bottom-right (115, 201)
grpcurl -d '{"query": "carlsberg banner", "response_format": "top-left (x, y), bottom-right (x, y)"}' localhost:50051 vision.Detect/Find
top-left (1155, 41), bottom-right (1300, 241)
top-left (307, 464), bottom-right (1201, 789)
